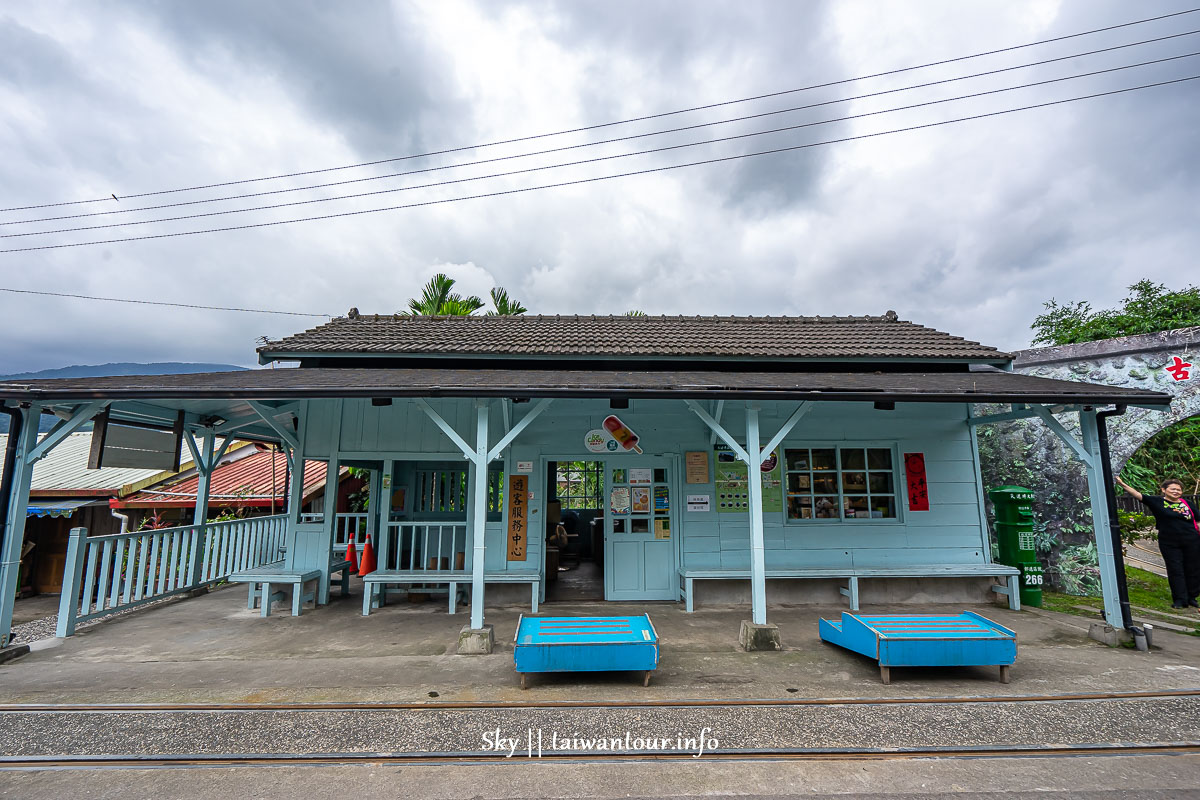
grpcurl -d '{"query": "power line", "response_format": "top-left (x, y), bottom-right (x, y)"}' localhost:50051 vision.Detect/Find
top-left (0, 287), bottom-right (330, 317)
top-left (2, 74), bottom-right (1194, 254)
top-left (2, 7), bottom-right (1195, 213)
top-left (7, 51), bottom-right (1196, 241)
top-left (8, 28), bottom-right (1196, 227)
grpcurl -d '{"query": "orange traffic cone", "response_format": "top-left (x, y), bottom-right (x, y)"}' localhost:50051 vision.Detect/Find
top-left (345, 534), bottom-right (359, 573)
top-left (358, 533), bottom-right (377, 576)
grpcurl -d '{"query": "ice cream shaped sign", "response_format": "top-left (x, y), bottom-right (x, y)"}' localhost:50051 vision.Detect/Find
top-left (584, 414), bottom-right (643, 454)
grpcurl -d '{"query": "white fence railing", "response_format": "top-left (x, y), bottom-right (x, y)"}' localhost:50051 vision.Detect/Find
top-left (299, 512), bottom-right (368, 554)
top-left (382, 521), bottom-right (468, 572)
top-left (56, 514), bottom-right (288, 637)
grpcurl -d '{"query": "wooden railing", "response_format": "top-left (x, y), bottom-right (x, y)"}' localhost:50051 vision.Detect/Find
top-left (56, 514), bottom-right (288, 637)
top-left (382, 521), bottom-right (468, 572)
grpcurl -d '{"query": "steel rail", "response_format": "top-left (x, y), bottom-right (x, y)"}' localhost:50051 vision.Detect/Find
top-left (3, 687), bottom-right (1200, 713)
top-left (3, 743), bottom-right (1199, 769)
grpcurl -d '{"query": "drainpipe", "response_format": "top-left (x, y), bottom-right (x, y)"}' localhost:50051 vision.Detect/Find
top-left (1096, 405), bottom-right (1133, 630)
top-left (110, 507), bottom-right (130, 534)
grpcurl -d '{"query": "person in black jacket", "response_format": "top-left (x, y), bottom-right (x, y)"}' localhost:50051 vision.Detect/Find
top-left (1116, 476), bottom-right (1200, 609)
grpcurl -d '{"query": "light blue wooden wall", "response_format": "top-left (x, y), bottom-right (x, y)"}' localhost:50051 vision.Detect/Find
top-left (299, 397), bottom-right (989, 577)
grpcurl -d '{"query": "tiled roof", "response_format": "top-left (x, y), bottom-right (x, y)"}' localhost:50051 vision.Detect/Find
top-left (114, 450), bottom-right (338, 508)
top-left (0, 367), bottom-right (1171, 406)
top-left (257, 313), bottom-right (1010, 361)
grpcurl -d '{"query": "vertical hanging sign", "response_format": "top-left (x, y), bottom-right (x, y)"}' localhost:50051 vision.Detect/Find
top-left (507, 474), bottom-right (529, 561)
top-left (904, 452), bottom-right (930, 511)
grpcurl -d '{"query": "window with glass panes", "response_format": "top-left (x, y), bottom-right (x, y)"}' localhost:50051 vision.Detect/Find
top-left (784, 446), bottom-right (898, 522)
top-left (412, 463), bottom-right (503, 520)
top-left (556, 461), bottom-right (603, 510)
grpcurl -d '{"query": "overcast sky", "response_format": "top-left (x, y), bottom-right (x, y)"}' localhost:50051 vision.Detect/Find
top-left (1, 1), bottom-right (1198, 374)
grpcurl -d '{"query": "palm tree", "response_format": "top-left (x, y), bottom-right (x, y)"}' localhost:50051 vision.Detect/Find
top-left (402, 273), bottom-right (484, 316)
top-left (487, 287), bottom-right (528, 316)
top-left (401, 274), bottom-right (527, 316)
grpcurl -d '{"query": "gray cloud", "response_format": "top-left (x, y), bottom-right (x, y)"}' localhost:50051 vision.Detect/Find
top-left (1, 0), bottom-right (1198, 375)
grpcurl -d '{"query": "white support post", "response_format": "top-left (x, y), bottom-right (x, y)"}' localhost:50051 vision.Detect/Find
top-left (469, 401), bottom-right (490, 630)
top-left (0, 405), bottom-right (41, 646)
top-left (185, 429), bottom-right (216, 585)
top-left (318, 400), bottom-right (344, 604)
top-left (745, 404), bottom-right (768, 626)
top-left (1080, 410), bottom-right (1123, 628)
top-left (55, 528), bottom-right (88, 638)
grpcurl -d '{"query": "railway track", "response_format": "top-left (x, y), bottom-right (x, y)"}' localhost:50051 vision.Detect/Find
top-left (3, 689), bottom-right (1199, 769)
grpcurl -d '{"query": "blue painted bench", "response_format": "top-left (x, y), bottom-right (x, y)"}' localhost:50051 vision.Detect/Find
top-left (230, 558), bottom-right (353, 617)
top-left (819, 611), bottom-right (1017, 684)
top-left (678, 564), bottom-right (1022, 613)
top-left (513, 614), bottom-right (659, 689)
top-left (361, 569), bottom-right (541, 615)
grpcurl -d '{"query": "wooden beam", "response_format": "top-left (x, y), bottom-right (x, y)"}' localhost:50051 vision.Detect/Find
top-left (247, 400), bottom-right (299, 451)
top-left (487, 398), bottom-right (551, 462)
top-left (758, 402), bottom-right (812, 464)
top-left (686, 400), bottom-right (747, 463)
top-left (1033, 405), bottom-right (1093, 467)
top-left (26, 401), bottom-right (106, 463)
top-left (414, 398), bottom-right (474, 460)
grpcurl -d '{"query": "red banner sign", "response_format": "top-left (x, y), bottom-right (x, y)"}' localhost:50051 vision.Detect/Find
top-left (904, 452), bottom-right (929, 511)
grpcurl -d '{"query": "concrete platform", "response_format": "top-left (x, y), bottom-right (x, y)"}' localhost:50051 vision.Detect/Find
top-left (2, 579), bottom-right (1199, 705)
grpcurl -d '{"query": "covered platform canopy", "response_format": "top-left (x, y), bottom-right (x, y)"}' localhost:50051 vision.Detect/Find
top-left (0, 314), bottom-right (1173, 649)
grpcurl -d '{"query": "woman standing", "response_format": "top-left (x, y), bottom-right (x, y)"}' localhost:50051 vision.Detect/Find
top-left (1115, 476), bottom-right (1200, 609)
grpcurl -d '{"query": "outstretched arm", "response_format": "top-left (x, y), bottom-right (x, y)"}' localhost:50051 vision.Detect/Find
top-left (1115, 475), bottom-right (1143, 502)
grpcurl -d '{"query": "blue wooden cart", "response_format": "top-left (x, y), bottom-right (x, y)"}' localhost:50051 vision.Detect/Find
top-left (819, 611), bottom-right (1016, 685)
top-left (513, 614), bottom-right (659, 689)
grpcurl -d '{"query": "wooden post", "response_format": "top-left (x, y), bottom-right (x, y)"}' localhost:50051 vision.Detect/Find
top-left (745, 403), bottom-right (768, 626)
top-left (0, 404), bottom-right (40, 647)
top-left (469, 401), bottom-right (490, 630)
top-left (55, 528), bottom-right (89, 638)
top-left (185, 429), bottom-right (215, 586)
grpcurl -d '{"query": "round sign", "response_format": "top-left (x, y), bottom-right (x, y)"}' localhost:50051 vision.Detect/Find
top-left (585, 429), bottom-right (610, 453)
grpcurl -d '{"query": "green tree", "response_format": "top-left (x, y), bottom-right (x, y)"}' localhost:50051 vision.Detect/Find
top-left (1031, 280), bottom-right (1200, 345)
top-left (486, 287), bottom-right (528, 316)
top-left (401, 273), bottom-right (526, 316)
top-left (1120, 418), bottom-right (1200, 496)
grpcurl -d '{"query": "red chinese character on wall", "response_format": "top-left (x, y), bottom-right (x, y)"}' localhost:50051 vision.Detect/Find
top-left (1165, 356), bottom-right (1192, 382)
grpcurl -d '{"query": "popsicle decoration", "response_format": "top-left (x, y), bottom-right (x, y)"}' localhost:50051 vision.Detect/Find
top-left (603, 415), bottom-right (643, 454)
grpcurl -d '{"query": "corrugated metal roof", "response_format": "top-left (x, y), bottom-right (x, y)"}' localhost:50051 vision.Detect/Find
top-left (258, 313), bottom-right (1011, 361)
top-left (0, 433), bottom-right (175, 496)
top-left (115, 450), bottom-right (338, 508)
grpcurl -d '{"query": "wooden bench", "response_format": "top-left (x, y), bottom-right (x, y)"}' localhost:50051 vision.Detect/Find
top-left (231, 558), bottom-right (354, 617)
top-left (362, 569), bottom-right (542, 615)
top-left (678, 564), bottom-right (1022, 613)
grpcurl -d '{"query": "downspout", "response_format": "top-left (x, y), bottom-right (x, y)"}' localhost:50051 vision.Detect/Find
top-left (1096, 405), bottom-right (1133, 630)
top-left (110, 507), bottom-right (130, 534)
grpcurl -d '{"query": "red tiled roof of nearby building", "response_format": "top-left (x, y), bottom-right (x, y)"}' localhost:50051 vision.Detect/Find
top-left (114, 450), bottom-right (339, 509)
top-left (257, 313), bottom-right (1011, 361)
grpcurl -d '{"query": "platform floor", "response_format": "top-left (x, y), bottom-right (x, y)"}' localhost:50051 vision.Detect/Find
top-left (3, 579), bottom-right (1199, 704)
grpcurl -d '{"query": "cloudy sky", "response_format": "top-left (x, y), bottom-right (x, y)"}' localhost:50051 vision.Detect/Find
top-left (1, 0), bottom-right (1197, 374)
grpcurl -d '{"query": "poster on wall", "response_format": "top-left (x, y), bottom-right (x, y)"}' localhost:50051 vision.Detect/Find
top-left (629, 468), bottom-right (652, 485)
top-left (631, 487), bottom-right (650, 513)
top-left (654, 485), bottom-right (670, 512)
top-left (507, 475), bottom-right (529, 561)
top-left (610, 486), bottom-right (631, 515)
top-left (584, 415), bottom-right (644, 454)
top-left (685, 451), bottom-right (709, 484)
top-left (714, 444), bottom-right (783, 513)
top-left (904, 453), bottom-right (930, 511)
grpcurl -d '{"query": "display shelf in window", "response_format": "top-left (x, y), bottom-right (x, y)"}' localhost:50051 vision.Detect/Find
top-left (784, 445), bottom-right (899, 523)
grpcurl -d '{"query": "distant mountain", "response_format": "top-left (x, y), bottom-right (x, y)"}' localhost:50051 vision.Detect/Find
top-left (0, 362), bottom-right (247, 432)
top-left (1, 362), bottom-right (247, 381)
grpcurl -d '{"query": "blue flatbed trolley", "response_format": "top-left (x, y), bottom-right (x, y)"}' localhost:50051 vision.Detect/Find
top-left (513, 614), bottom-right (659, 689)
top-left (819, 611), bottom-right (1016, 685)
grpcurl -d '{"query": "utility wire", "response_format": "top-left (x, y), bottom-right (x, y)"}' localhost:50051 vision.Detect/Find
top-left (2, 7), bottom-right (1195, 213)
top-left (7, 51), bottom-right (1197, 240)
top-left (2, 74), bottom-right (1194, 254)
top-left (7, 28), bottom-right (1196, 227)
top-left (0, 287), bottom-right (331, 317)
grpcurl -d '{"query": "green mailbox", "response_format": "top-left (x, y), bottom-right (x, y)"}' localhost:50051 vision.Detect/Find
top-left (988, 486), bottom-right (1042, 607)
